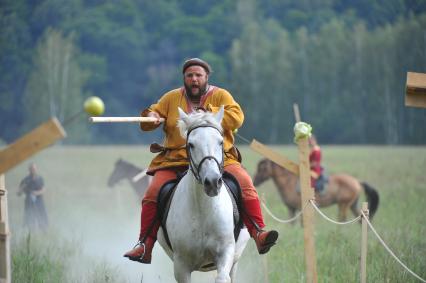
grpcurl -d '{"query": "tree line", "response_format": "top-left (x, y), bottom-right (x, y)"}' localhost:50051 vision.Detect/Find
top-left (1, 0), bottom-right (425, 145)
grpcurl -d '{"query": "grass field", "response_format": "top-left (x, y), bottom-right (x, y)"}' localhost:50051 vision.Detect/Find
top-left (5, 145), bottom-right (426, 282)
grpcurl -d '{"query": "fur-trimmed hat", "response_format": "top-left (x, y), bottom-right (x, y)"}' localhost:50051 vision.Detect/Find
top-left (182, 58), bottom-right (212, 74)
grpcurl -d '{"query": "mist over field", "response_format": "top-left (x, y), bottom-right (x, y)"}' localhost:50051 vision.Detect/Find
top-left (6, 146), bottom-right (266, 283)
top-left (5, 145), bottom-right (426, 282)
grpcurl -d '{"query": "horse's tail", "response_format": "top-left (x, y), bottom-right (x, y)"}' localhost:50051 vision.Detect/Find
top-left (361, 182), bottom-right (379, 219)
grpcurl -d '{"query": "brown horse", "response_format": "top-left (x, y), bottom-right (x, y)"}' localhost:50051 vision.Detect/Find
top-left (253, 158), bottom-right (379, 222)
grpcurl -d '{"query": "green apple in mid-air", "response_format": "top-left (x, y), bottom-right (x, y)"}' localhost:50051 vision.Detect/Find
top-left (84, 96), bottom-right (105, 116)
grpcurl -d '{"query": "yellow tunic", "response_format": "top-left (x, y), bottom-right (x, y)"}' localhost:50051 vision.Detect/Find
top-left (141, 86), bottom-right (244, 173)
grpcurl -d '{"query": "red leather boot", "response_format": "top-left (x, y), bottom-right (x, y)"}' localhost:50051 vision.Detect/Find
top-left (243, 198), bottom-right (279, 254)
top-left (124, 201), bottom-right (160, 263)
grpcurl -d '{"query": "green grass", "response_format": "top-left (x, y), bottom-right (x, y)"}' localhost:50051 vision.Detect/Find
top-left (12, 232), bottom-right (70, 283)
top-left (5, 145), bottom-right (426, 282)
top-left (11, 231), bottom-right (126, 283)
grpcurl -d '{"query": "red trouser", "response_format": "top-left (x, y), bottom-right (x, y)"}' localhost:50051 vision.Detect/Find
top-left (139, 163), bottom-right (265, 241)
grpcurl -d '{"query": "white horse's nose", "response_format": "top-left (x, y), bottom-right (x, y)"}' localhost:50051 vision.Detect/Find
top-left (203, 176), bottom-right (223, 197)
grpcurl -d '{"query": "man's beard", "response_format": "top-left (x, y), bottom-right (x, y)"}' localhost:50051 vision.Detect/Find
top-left (184, 82), bottom-right (208, 99)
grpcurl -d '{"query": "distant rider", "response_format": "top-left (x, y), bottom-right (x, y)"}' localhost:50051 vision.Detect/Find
top-left (309, 135), bottom-right (325, 193)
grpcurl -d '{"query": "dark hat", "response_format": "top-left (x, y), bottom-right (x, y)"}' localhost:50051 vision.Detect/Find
top-left (182, 58), bottom-right (212, 74)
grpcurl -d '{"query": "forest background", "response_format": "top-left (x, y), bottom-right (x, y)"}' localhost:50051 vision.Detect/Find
top-left (1, 0), bottom-right (426, 145)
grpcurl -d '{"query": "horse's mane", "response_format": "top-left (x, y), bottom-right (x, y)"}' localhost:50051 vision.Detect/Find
top-left (177, 110), bottom-right (223, 138)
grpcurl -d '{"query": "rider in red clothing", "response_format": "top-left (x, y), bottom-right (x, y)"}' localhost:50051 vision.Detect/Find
top-left (309, 135), bottom-right (323, 191)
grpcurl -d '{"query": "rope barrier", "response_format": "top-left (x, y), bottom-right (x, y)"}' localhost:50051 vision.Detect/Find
top-left (360, 211), bottom-right (426, 283)
top-left (309, 200), bottom-right (362, 225)
top-left (261, 199), bottom-right (309, 224)
top-left (264, 198), bottom-right (425, 282)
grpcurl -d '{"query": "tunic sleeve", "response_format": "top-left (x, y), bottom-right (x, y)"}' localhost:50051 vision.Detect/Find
top-left (140, 92), bottom-right (171, 131)
top-left (206, 89), bottom-right (244, 131)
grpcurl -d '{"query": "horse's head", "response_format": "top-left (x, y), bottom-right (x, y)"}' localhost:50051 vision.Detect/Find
top-left (178, 106), bottom-right (225, 197)
top-left (253, 158), bottom-right (274, 186)
top-left (108, 159), bottom-right (127, 187)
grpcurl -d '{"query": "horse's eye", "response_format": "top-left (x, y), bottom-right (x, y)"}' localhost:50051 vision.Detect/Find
top-left (188, 143), bottom-right (194, 149)
top-left (220, 141), bottom-right (223, 146)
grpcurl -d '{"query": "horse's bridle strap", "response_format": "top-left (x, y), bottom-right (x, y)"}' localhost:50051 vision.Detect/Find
top-left (186, 125), bottom-right (224, 183)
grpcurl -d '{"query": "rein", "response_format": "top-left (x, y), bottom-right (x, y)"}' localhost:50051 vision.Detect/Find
top-left (186, 124), bottom-right (224, 183)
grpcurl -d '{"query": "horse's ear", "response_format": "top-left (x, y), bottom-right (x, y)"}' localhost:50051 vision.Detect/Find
top-left (178, 107), bottom-right (189, 124)
top-left (215, 105), bottom-right (225, 123)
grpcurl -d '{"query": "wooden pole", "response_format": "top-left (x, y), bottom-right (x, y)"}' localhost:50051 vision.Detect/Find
top-left (0, 117), bottom-right (66, 283)
top-left (293, 103), bottom-right (301, 122)
top-left (89, 117), bottom-right (165, 123)
top-left (250, 139), bottom-right (319, 178)
top-left (0, 175), bottom-right (10, 283)
top-left (250, 140), bottom-right (300, 175)
top-left (360, 202), bottom-right (369, 283)
top-left (297, 137), bottom-right (318, 283)
top-left (0, 118), bottom-right (66, 174)
top-left (405, 72), bottom-right (426, 108)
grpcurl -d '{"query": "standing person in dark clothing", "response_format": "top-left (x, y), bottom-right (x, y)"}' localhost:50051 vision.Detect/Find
top-left (17, 163), bottom-right (48, 231)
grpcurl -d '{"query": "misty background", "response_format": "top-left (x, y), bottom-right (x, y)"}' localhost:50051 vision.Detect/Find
top-left (1, 0), bottom-right (426, 145)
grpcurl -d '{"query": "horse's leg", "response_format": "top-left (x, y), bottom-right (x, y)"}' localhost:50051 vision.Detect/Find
top-left (350, 197), bottom-right (360, 218)
top-left (288, 207), bottom-right (297, 226)
top-left (215, 247), bottom-right (234, 283)
top-left (229, 261), bottom-right (239, 283)
top-left (173, 259), bottom-right (191, 283)
top-left (338, 203), bottom-right (349, 221)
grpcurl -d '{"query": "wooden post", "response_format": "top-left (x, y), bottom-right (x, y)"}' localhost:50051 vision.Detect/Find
top-left (297, 137), bottom-right (318, 283)
top-left (360, 202), bottom-right (369, 283)
top-left (405, 72), bottom-right (426, 108)
top-left (293, 103), bottom-right (301, 122)
top-left (0, 117), bottom-right (66, 283)
top-left (0, 175), bottom-right (10, 283)
top-left (0, 118), bottom-right (66, 174)
top-left (250, 140), bottom-right (300, 175)
top-left (250, 139), bottom-right (318, 180)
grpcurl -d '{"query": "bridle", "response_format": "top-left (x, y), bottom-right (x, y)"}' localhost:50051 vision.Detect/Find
top-left (186, 125), bottom-right (224, 183)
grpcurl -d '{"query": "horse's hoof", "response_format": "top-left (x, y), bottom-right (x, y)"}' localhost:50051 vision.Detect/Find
top-left (215, 274), bottom-right (231, 283)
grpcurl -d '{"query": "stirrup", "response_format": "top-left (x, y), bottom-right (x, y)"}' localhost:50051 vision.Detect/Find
top-left (134, 241), bottom-right (146, 260)
top-left (124, 241), bottom-right (147, 262)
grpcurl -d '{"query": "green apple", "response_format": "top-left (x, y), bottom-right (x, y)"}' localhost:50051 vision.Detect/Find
top-left (84, 96), bottom-right (105, 116)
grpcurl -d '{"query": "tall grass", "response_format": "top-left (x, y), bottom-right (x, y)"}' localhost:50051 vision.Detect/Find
top-left (11, 231), bottom-right (126, 283)
top-left (12, 232), bottom-right (69, 283)
top-left (5, 145), bottom-right (426, 282)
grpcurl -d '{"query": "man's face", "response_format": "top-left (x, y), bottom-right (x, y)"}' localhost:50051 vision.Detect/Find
top-left (184, 65), bottom-right (208, 97)
top-left (29, 164), bottom-right (37, 175)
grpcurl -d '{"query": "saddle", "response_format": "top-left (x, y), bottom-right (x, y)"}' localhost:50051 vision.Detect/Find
top-left (295, 171), bottom-right (329, 194)
top-left (157, 171), bottom-right (244, 250)
top-left (314, 170), bottom-right (329, 194)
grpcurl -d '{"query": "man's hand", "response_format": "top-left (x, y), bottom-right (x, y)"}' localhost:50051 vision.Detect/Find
top-left (310, 170), bottom-right (319, 179)
top-left (147, 112), bottom-right (162, 125)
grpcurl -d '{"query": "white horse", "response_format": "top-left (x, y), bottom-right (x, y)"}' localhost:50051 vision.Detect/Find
top-left (157, 106), bottom-right (250, 283)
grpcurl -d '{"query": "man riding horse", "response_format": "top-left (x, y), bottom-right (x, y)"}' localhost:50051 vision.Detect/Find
top-left (309, 135), bottom-right (326, 193)
top-left (124, 58), bottom-right (279, 263)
